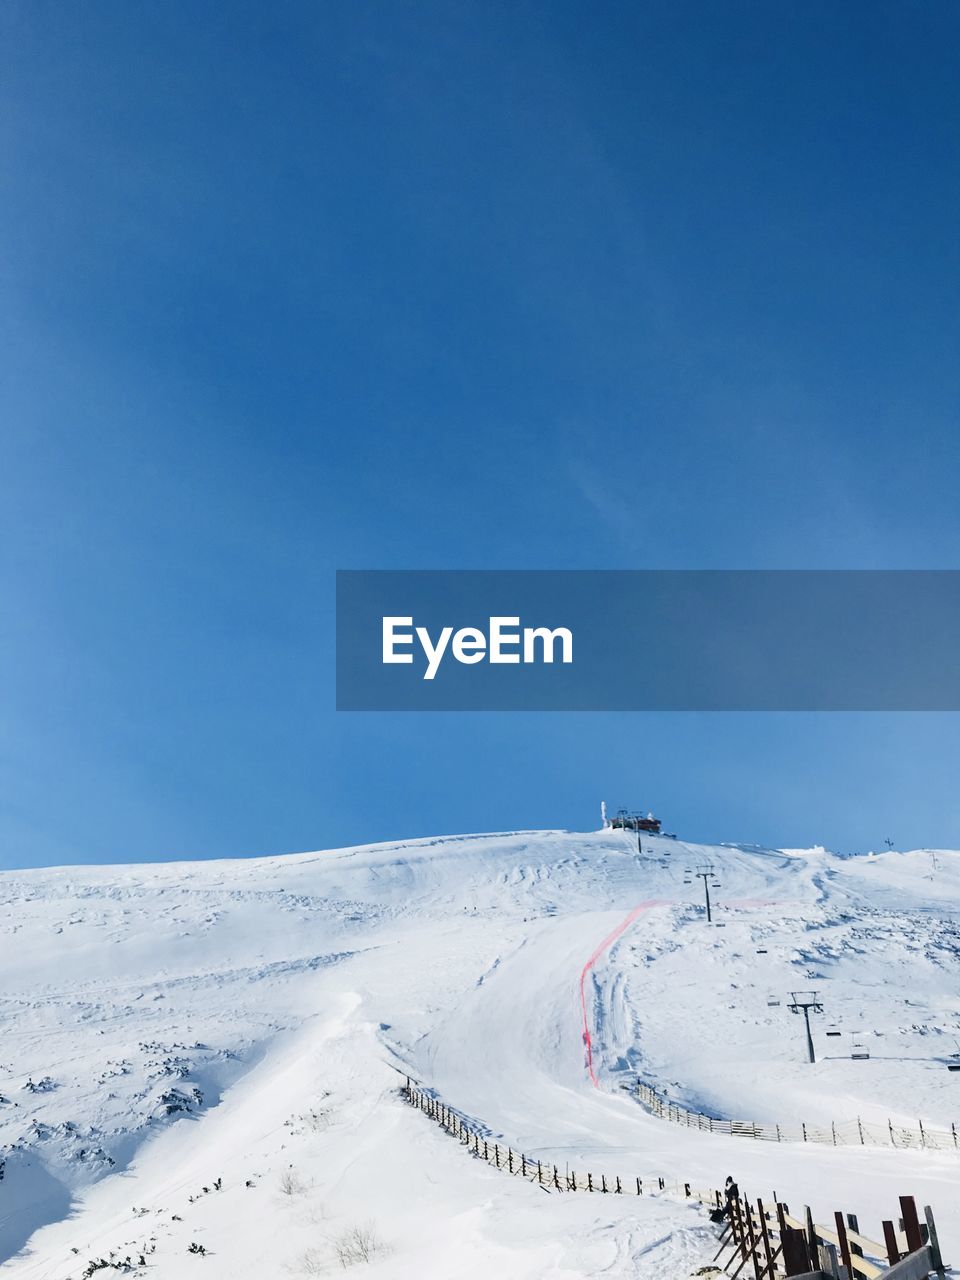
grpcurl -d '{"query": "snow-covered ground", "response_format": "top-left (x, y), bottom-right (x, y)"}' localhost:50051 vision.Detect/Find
top-left (1, 829), bottom-right (958, 1278)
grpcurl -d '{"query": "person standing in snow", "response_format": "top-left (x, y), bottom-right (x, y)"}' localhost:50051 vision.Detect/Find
top-left (724, 1176), bottom-right (739, 1217)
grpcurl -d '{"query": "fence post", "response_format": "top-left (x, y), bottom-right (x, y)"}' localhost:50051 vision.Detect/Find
top-left (882, 1220), bottom-right (901, 1264)
top-left (802, 1122), bottom-right (807, 1142)
top-left (831, 1120), bottom-right (837, 1145)
top-left (834, 1212), bottom-right (854, 1278)
top-left (494, 1143), bottom-right (499, 1168)
top-left (899, 1196), bottom-right (923, 1254)
top-left (858, 1116), bottom-right (864, 1144)
top-left (745, 1202), bottom-right (763, 1280)
top-left (636, 1177), bottom-right (642, 1195)
top-left (846, 1214), bottom-right (863, 1259)
top-left (889, 1119), bottom-right (896, 1147)
top-left (737, 1198), bottom-right (752, 1259)
top-left (804, 1206), bottom-right (818, 1269)
top-left (587, 1172), bottom-right (593, 1192)
top-left (615, 1176), bottom-right (622, 1194)
top-left (919, 1119), bottom-right (926, 1149)
top-left (923, 1205), bottom-right (945, 1275)
top-left (756, 1199), bottom-right (775, 1277)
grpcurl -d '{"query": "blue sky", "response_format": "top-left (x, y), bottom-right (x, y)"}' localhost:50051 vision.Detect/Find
top-left (2, 1), bottom-right (960, 868)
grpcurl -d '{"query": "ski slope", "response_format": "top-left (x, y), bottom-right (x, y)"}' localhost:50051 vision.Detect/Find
top-left (1, 829), bottom-right (958, 1278)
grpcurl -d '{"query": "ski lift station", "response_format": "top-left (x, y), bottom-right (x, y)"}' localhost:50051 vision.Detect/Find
top-left (608, 806), bottom-right (663, 834)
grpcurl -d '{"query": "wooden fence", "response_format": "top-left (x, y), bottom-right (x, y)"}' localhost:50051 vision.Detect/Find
top-left (635, 1080), bottom-right (960, 1152)
top-left (401, 1077), bottom-right (947, 1279)
top-left (704, 1189), bottom-right (946, 1280)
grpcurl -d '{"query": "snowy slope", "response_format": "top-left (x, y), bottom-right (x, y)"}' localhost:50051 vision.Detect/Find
top-left (1, 829), bottom-right (958, 1279)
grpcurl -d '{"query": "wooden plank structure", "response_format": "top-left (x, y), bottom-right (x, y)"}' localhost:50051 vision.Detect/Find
top-left (698, 1185), bottom-right (947, 1279)
top-left (400, 1077), bottom-right (947, 1280)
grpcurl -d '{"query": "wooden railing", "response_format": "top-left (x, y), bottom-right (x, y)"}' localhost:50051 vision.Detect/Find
top-left (400, 1076), bottom-right (947, 1279)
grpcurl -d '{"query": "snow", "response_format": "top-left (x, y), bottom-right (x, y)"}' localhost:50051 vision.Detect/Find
top-left (1, 829), bottom-right (958, 1278)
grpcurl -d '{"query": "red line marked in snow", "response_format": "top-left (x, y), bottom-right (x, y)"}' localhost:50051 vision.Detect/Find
top-left (579, 900), bottom-right (667, 1088)
top-left (578, 896), bottom-right (783, 1086)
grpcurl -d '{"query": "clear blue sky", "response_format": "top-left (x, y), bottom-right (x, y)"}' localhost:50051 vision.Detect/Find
top-left (2, 2), bottom-right (959, 868)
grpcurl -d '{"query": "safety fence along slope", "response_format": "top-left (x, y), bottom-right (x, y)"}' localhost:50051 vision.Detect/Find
top-left (634, 1080), bottom-right (960, 1152)
top-left (400, 1078), bottom-right (947, 1279)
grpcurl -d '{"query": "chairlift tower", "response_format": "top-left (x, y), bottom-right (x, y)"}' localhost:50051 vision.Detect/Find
top-left (685, 864), bottom-right (721, 923)
top-left (788, 991), bottom-right (824, 1064)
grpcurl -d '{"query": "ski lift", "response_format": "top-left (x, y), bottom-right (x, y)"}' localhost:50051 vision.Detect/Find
top-left (756, 948), bottom-right (768, 955)
top-left (850, 1030), bottom-right (870, 1061)
top-left (767, 994), bottom-right (781, 1007)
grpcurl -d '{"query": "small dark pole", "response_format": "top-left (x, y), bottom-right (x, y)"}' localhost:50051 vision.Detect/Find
top-left (846, 1214), bottom-right (863, 1259)
top-left (804, 1206), bottom-right (818, 1270)
top-left (787, 991), bottom-right (824, 1064)
top-left (899, 1196), bottom-right (923, 1253)
top-left (882, 1220), bottom-right (901, 1264)
top-left (923, 1205), bottom-right (945, 1276)
top-left (692, 864), bottom-right (719, 922)
top-left (756, 1199), bottom-right (775, 1276)
top-left (834, 1211), bottom-right (854, 1276)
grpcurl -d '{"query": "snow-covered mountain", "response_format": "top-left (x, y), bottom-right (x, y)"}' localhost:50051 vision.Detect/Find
top-left (1, 829), bottom-right (958, 1279)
